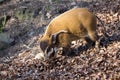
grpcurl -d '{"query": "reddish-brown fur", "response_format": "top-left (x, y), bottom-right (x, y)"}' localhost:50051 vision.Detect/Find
top-left (39, 8), bottom-right (99, 59)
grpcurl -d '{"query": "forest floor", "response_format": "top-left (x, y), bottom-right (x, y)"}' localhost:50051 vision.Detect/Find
top-left (0, 0), bottom-right (120, 79)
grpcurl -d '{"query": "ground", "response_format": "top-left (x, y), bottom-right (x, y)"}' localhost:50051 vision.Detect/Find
top-left (0, 0), bottom-right (120, 79)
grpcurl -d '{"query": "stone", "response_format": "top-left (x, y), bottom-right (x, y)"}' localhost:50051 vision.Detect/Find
top-left (0, 33), bottom-right (14, 50)
top-left (34, 53), bottom-right (44, 60)
top-left (0, 0), bottom-right (4, 3)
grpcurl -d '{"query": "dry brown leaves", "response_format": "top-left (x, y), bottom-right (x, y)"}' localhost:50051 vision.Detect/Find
top-left (0, 0), bottom-right (120, 80)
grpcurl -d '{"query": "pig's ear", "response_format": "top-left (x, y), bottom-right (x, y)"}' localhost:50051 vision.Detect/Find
top-left (51, 30), bottom-right (68, 44)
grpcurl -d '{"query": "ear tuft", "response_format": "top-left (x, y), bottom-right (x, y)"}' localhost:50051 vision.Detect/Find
top-left (51, 34), bottom-right (56, 44)
top-left (51, 30), bottom-right (68, 45)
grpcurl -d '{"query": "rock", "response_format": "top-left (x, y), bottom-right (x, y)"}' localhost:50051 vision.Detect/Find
top-left (71, 2), bottom-right (76, 6)
top-left (0, 0), bottom-right (4, 3)
top-left (78, 1), bottom-right (89, 7)
top-left (34, 53), bottom-right (44, 60)
top-left (0, 33), bottom-right (14, 50)
top-left (0, 70), bottom-right (8, 76)
top-left (46, 12), bottom-right (52, 19)
top-left (0, 63), bottom-right (3, 70)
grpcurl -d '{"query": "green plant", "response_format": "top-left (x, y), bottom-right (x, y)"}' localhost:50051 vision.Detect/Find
top-left (15, 9), bottom-right (33, 21)
top-left (0, 15), bottom-right (6, 33)
top-left (52, 0), bottom-right (59, 3)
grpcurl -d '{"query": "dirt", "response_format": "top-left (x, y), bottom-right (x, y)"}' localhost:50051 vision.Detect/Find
top-left (0, 0), bottom-right (120, 79)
